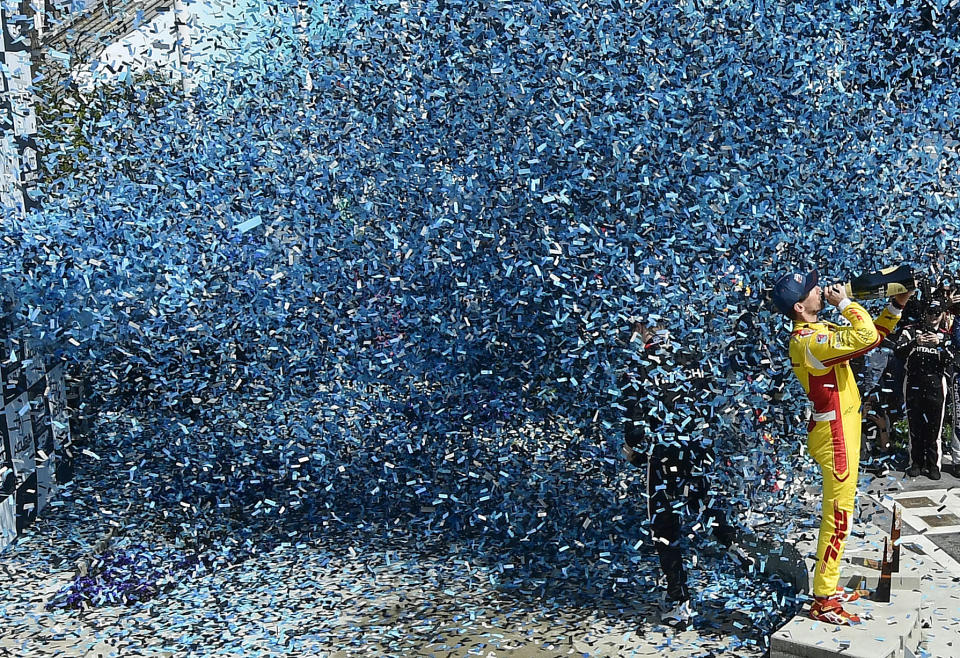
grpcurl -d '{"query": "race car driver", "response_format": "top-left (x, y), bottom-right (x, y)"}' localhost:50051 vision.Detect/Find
top-left (772, 270), bottom-right (911, 626)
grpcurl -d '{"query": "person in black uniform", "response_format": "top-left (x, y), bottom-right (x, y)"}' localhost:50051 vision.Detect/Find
top-left (621, 321), bottom-right (751, 628)
top-left (897, 297), bottom-right (956, 480)
top-left (948, 291), bottom-right (960, 475)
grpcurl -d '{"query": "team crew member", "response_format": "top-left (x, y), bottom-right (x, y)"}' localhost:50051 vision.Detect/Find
top-left (772, 270), bottom-right (909, 626)
top-left (621, 323), bottom-right (750, 629)
top-left (897, 300), bottom-right (956, 480)
top-left (948, 293), bottom-right (960, 475)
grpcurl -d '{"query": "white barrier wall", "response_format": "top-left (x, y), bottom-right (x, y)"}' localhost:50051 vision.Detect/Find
top-left (0, 0), bottom-right (39, 217)
top-left (1, 318), bottom-right (72, 552)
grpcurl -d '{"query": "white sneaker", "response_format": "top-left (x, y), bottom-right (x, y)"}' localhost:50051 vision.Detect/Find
top-left (661, 599), bottom-right (696, 628)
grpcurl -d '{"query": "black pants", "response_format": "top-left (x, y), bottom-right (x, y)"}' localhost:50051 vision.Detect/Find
top-left (647, 441), bottom-right (735, 603)
top-left (904, 375), bottom-right (948, 472)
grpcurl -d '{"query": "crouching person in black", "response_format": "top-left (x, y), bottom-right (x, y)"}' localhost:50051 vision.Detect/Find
top-left (621, 322), bottom-right (752, 629)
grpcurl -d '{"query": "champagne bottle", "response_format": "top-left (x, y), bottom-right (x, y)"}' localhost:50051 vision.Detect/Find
top-left (844, 265), bottom-right (916, 301)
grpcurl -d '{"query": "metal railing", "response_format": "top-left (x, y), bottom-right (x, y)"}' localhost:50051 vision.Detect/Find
top-left (36, 0), bottom-right (170, 68)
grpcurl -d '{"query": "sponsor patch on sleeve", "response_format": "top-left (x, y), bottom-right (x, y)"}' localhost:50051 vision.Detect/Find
top-left (816, 333), bottom-right (829, 344)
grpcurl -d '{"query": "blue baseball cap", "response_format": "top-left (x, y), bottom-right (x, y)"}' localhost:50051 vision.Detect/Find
top-left (772, 270), bottom-right (819, 316)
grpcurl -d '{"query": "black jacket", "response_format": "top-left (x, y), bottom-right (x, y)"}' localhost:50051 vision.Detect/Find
top-left (621, 340), bottom-right (709, 460)
top-left (895, 324), bottom-right (956, 386)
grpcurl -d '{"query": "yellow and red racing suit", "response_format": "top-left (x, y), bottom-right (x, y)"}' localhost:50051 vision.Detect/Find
top-left (789, 300), bottom-right (902, 598)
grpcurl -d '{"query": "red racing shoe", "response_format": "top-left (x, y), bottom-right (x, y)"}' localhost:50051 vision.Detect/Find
top-left (834, 586), bottom-right (864, 603)
top-left (809, 596), bottom-right (861, 625)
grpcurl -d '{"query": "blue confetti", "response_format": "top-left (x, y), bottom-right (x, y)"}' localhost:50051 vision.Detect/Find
top-left (1, 0), bottom-right (959, 653)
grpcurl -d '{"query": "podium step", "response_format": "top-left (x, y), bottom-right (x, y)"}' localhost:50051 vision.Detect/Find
top-left (917, 588), bottom-right (960, 658)
top-left (799, 527), bottom-right (927, 594)
top-left (801, 552), bottom-right (925, 592)
top-left (770, 589), bottom-right (922, 658)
